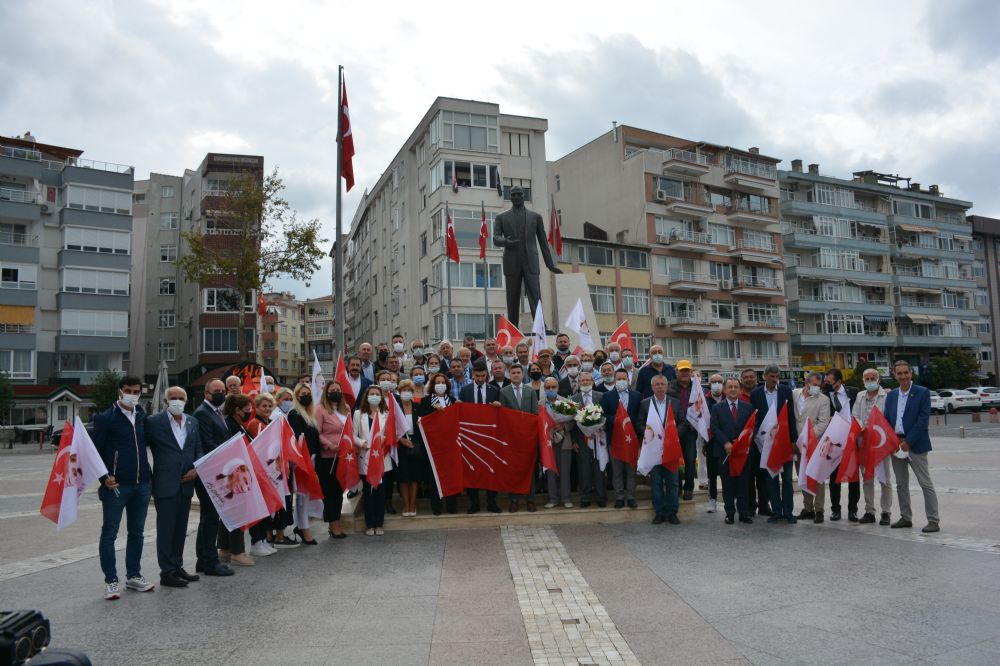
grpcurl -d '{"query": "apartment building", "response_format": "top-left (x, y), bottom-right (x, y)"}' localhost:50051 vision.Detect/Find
top-left (131, 153), bottom-right (264, 385)
top-left (549, 125), bottom-right (789, 372)
top-left (1, 133), bottom-right (133, 385)
top-left (781, 163), bottom-right (977, 376)
top-left (304, 294), bottom-right (334, 377)
top-left (260, 291), bottom-right (305, 386)
top-left (969, 215), bottom-right (1000, 383)
top-left (342, 98), bottom-right (549, 350)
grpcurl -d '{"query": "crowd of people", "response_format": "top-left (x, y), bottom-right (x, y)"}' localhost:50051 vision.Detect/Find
top-left (87, 334), bottom-right (939, 601)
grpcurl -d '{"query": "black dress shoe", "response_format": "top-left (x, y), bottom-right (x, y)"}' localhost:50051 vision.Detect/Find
top-left (651, 515), bottom-right (665, 525)
top-left (177, 568), bottom-right (199, 582)
top-left (767, 514), bottom-right (783, 524)
top-left (614, 500), bottom-right (625, 509)
top-left (879, 512), bottom-right (891, 526)
top-left (922, 523), bottom-right (940, 533)
top-left (814, 513), bottom-right (824, 524)
top-left (627, 499), bottom-right (638, 509)
top-left (848, 512), bottom-right (859, 522)
top-left (385, 504), bottom-right (397, 515)
top-left (467, 506), bottom-right (481, 515)
top-left (487, 504), bottom-right (502, 514)
top-left (666, 514), bottom-right (680, 525)
top-left (160, 572), bottom-right (188, 588)
top-left (682, 491), bottom-right (693, 501)
top-left (204, 564), bottom-right (234, 577)
top-left (329, 531), bottom-right (347, 539)
top-left (580, 501), bottom-right (591, 508)
top-left (797, 509), bottom-right (815, 520)
top-left (195, 561), bottom-right (205, 574)
top-left (596, 501), bottom-right (607, 508)
top-left (786, 516), bottom-right (797, 525)
top-left (757, 507), bottom-right (773, 517)
top-left (724, 514), bottom-right (735, 525)
top-left (859, 513), bottom-right (876, 524)
top-left (891, 518), bottom-right (913, 529)
top-left (830, 511), bottom-right (842, 521)
top-left (738, 515), bottom-right (753, 524)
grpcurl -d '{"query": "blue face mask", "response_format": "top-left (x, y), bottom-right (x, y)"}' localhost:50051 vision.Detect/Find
top-left (278, 401), bottom-right (293, 413)
top-left (413, 375), bottom-right (426, 385)
top-left (545, 389), bottom-right (559, 400)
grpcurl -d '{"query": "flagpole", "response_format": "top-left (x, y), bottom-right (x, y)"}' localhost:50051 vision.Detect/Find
top-left (482, 200), bottom-right (489, 338)
top-left (446, 202), bottom-right (453, 342)
top-left (334, 65), bottom-right (346, 357)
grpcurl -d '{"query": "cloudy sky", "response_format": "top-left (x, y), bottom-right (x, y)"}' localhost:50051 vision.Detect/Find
top-left (4, 0), bottom-right (998, 298)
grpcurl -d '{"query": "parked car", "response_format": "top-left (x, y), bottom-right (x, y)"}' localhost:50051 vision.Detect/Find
top-left (936, 389), bottom-right (982, 413)
top-left (965, 387), bottom-right (1000, 408)
top-left (929, 391), bottom-right (944, 414)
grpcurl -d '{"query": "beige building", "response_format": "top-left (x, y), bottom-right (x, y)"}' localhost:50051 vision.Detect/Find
top-left (970, 215), bottom-right (999, 383)
top-left (259, 291), bottom-right (304, 386)
top-left (304, 294), bottom-right (334, 378)
top-left (549, 125), bottom-right (789, 372)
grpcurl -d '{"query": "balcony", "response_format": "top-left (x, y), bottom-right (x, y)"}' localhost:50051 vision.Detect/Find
top-left (781, 224), bottom-right (890, 255)
top-left (261, 349), bottom-right (278, 361)
top-left (664, 315), bottom-right (720, 333)
top-left (666, 272), bottom-right (718, 292)
top-left (260, 331), bottom-right (277, 343)
top-left (731, 277), bottom-right (782, 296)
top-left (0, 229), bottom-right (38, 246)
top-left (893, 238), bottom-right (974, 261)
top-left (788, 298), bottom-right (892, 316)
top-left (725, 201), bottom-right (777, 228)
top-left (661, 149), bottom-right (712, 177)
top-left (727, 239), bottom-right (780, 264)
top-left (655, 229), bottom-right (714, 253)
top-left (733, 317), bottom-right (785, 334)
top-left (780, 199), bottom-right (888, 226)
top-left (894, 265), bottom-right (977, 290)
top-left (66, 158), bottom-right (134, 175)
top-left (0, 187), bottom-right (39, 205)
top-left (791, 332), bottom-right (895, 348)
top-left (657, 193), bottom-right (715, 219)
top-left (723, 163), bottom-right (777, 191)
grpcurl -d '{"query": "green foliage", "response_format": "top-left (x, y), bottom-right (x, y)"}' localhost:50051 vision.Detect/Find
top-left (919, 347), bottom-right (981, 390)
top-left (0, 372), bottom-right (14, 425)
top-left (90, 369), bottom-right (123, 413)
top-left (845, 361), bottom-right (878, 391)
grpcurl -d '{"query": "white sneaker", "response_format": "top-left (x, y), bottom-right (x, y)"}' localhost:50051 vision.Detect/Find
top-left (125, 575), bottom-right (155, 592)
top-left (266, 542), bottom-right (278, 554)
top-left (250, 542), bottom-right (274, 557)
top-left (104, 580), bottom-right (120, 600)
top-left (544, 502), bottom-right (558, 509)
top-left (563, 502), bottom-right (573, 508)
top-left (706, 499), bottom-right (717, 514)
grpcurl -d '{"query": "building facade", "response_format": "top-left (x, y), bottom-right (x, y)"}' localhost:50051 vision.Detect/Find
top-left (304, 295), bottom-right (334, 378)
top-left (549, 125), bottom-right (789, 373)
top-left (260, 291), bottom-right (305, 386)
top-left (131, 153), bottom-right (264, 385)
top-left (781, 164), bottom-right (977, 377)
top-left (341, 98), bottom-right (550, 351)
top-left (1, 133), bottom-right (133, 389)
top-left (970, 215), bottom-right (1000, 383)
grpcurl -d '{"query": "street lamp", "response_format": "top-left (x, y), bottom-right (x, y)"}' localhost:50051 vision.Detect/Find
top-left (828, 307), bottom-right (840, 369)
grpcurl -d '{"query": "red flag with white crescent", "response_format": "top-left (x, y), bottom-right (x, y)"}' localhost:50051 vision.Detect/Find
top-left (340, 77), bottom-right (356, 192)
top-left (548, 195), bottom-right (562, 257)
top-left (661, 403), bottom-right (683, 473)
top-left (836, 418), bottom-right (864, 484)
top-left (796, 418), bottom-right (820, 495)
top-left (479, 201), bottom-right (488, 260)
top-left (495, 315), bottom-right (525, 349)
top-left (538, 406), bottom-right (558, 474)
top-left (40, 419), bottom-right (108, 530)
top-left (335, 352), bottom-right (355, 410)
top-left (445, 205), bottom-right (460, 263)
top-left (860, 405), bottom-right (899, 480)
top-left (336, 412), bottom-right (362, 490)
top-left (730, 417), bottom-right (755, 477)
top-left (610, 401), bottom-right (639, 467)
top-left (609, 320), bottom-right (636, 355)
top-left (247, 438), bottom-right (284, 519)
top-left (366, 414), bottom-right (386, 488)
top-left (764, 403), bottom-right (795, 475)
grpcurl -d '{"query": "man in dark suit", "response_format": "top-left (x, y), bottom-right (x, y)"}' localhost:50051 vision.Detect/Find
top-left (492, 185), bottom-right (562, 328)
top-left (557, 355), bottom-right (582, 397)
top-left (346, 356), bottom-right (372, 409)
top-left (825, 368), bottom-right (860, 521)
top-left (499, 364), bottom-right (539, 512)
top-left (600, 369), bottom-right (643, 509)
top-left (884, 360), bottom-right (939, 533)
top-left (488, 359), bottom-right (511, 391)
top-left (710, 378), bottom-right (755, 524)
top-left (459, 363), bottom-right (502, 514)
top-left (571, 373), bottom-right (605, 507)
top-left (192, 379), bottom-right (234, 577)
top-left (750, 365), bottom-right (798, 523)
top-left (147, 387), bottom-right (203, 588)
top-left (639, 375), bottom-right (684, 524)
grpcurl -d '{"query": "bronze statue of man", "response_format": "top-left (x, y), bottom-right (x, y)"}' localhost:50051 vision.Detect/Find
top-left (492, 186), bottom-right (562, 328)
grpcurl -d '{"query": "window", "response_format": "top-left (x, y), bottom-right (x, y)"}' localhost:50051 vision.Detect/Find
top-left (203, 289), bottom-right (254, 312)
top-left (61, 268), bottom-right (128, 295)
top-left (501, 178), bottom-right (532, 201)
top-left (940, 260), bottom-right (959, 279)
top-left (161, 186), bottom-right (175, 198)
top-left (633, 334), bottom-right (652, 358)
top-left (709, 262), bottom-right (733, 285)
top-left (440, 262), bottom-right (504, 289)
top-left (741, 229), bottom-right (774, 251)
top-left (506, 132), bottom-right (531, 156)
top-left (589, 285), bottom-right (616, 314)
top-left (433, 111), bottom-right (499, 153)
top-left (663, 338), bottom-right (695, 358)
top-left (578, 245), bottom-right (614, 266)
top-left (436, 313), bottom-right (502, 340)
top-left (708, 223), bottom-right (736, 246)
top-left (58, 353), bottom-right (117, 374)
top-left (743, 265), bottom-right (777, 286)
top-left (816, 313), bottom-right (864, 335)
top-left (450, 208), bottom-right (498, 248)
top-left (974, 238), bottom-right (985, 252)
top-left (657, 297), bottom-right (697, 318)
top-left (158, 309), bottom-right (175, 328)
top-left (704, 187), bottom-right (731, 208)
top-left (976, 289), bottom-right (989, 306)
top-left (745, 303), bottom-right (779, 323)
top-left (280, 342), bottom-right (288, 352)
top-left (64, 185), bottom-right (132, 215)
top-left (158, 342), bottom-right (176, 361)
top-left (977, 321), bottom-right (992, 334)
top-left (0, 263), bottom-right (37, 290)
top-left (749, 340), bottom-right (779, 359)
top-left (392, 207), bottom-right (400, 231)
top-left (655, 216), bottom-right (687, 239)
top-left (159, 278), bottom-right (176, 295)
top-left (942, 292), bottom-right (958, 308)
top-left (160, 212), bottom-right (178, 230)
top-left (618, 249), bottom-right (648, 269)
top-left (981, 348), bottom-right (994, 362)
top-left (203, 328), bottom-right (254, 353)
top-left (60, 309), bottom-right (128, 337)
top-left (306, 322), bottom-right (331, 337)
top-left (654, 176), bottom-right (684, 200)
top-left (621, 288), bottom-right (649, 315)
top-left (892, 199), bottom-right (933, 219)
top-left (391, 286), bottom-right (400, 316)
top-left (420, 232), bottom-right (428, 258)
top-left (0, 349), bottom-right (33, 379)
top-left (160, 245), bottom-right (177, 262)
top-left (420, 278), bottom-right (428, 304)
top-left (712, 301), bottom-right (735, 320)
top-left (973, 261), bottom-right (986, 278)
top-left (656, 256), bottom-right (696, 279)
top-left (736, 192), bottom-right (770, 214)
top-left (64, 227), bottom-right (130, 255)
top-left (713, 340), bottom-right (741, 360)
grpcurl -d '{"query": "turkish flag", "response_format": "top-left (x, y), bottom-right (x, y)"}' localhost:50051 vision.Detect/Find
top-left (242, 371), bottom-right (259, 397)
top-left (836, 418), bottom-right (864, 483)
top-left (730, 417), bottom-right (755, 477)
top-left (662, 403), bottom-right (683, 473)
top-left (764, 403), bottom-right (795, 474)
top-left (340, 77), bottom-right (355, 192)
top-left (861, 405), bottom-right (899, 481)
top-left (257, 292), bottom-right (267, 317)
top-left (479, 201), bottom-right (489, 260)
top-left (796, 418), bottom-right (820, 495)
top-left (419, 403), bottom-right (538, 496)
top-left (609, 320), bottom-right (636, 355)
top-left (445, 206), bottom-right (460, 263)
top-left (249, 418), bottom-right (290, 499)
top-left (336, 412), bottom-right (361, 490)
top-left (247, 439), bottom-right (284, 520)
top-left (366, 415), bottom-right (386, 488)
top-left (194, 433), bottom-right (270, 531)
top-left (335, 352), bottom-right (355, 410)
top-left (610, 401), bottom-right (639, 468)
top-left (538, 407), bottom-right (558, 474)
top-left (385, 392), bottom-right (407, 463)
top-left (548, 196), bottom-right (562, 257)
top-left (282, 426), bottom-right (323, 500)
top-left (40, 418), bottom-right (108, 530)
top-left (496, 315), bottom-right (525, 349)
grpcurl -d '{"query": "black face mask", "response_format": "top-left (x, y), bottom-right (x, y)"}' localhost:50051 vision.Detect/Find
top-left (378, 351), bottom-right (389, 362)
top-left (298, 394), bottom-right (312, 407)
top-left (529, 371), bottom-right (543, 381)
top-left (328, 392), bottom-right (342, 403)
top-left (210, 392), bottom-right (226, 407)
top-left (241, 411), bottom-right (253, 421)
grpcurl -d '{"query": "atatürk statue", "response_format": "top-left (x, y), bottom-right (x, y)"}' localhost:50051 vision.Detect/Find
top-left (492, 186), bottom-right (562, 328)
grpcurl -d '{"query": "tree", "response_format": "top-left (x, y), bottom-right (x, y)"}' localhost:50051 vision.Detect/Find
top-left (0, 372), bottom-right (13, 425)
top-left (919, 347), bottom-right (980, 390)
top-left (91, 369), bottom-right (122, 413)
top-left (177, 168), bottom-right (327, 360)
top-left (845, 360), bottom-right (877, 391)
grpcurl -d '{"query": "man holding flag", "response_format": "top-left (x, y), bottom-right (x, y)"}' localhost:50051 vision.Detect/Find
top-left (667, 360), bottom-right (701, 501)
top-left (851, 367), bottom-right (894, 526)
top-left (638, 376), bottom-right (684, 524)
top-left (794, 372), bottom-right (832, 523)
top-left (601, 368), bottom-right (642, 509)
top-left (750, 365), bottom-right (797, 522)
top-left (710, 378), bottom-right (756, 524)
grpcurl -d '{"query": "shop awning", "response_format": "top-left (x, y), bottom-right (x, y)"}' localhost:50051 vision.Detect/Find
top-left (897, 223), bottom-right (936, 234)
top-left (953, 234), bottom-right (973, 242)
top-left (849, 279), bottom-right (889, 288)
top-left (0, 305), bottom-right (34, 325)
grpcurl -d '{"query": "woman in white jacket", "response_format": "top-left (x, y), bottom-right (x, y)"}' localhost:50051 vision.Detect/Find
top-left (354, 385), bottom-right (392, 535)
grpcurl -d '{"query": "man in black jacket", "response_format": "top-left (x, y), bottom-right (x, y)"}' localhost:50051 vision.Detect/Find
top-left (750, 365), bottom-right (798, 523)
top-left (192, 379), bottom-right (234, 577)
top-left (825, 368), bottom-right (860, 521)
top-left (459, 363), bottom-right (502, 513)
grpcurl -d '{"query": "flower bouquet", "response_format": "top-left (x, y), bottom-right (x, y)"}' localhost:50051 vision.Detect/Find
top-left (574, 403), bottom-right (606, 437)
top-left (550, 398), bottom-right (580, 424)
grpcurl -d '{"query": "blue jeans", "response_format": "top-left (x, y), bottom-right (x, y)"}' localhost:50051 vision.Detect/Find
top-left (99, 482), bottom-right (151, 583)
top-left (650, 465), bottom-right (679, 517)
top-left (767, 461), bottom-right (795, 518)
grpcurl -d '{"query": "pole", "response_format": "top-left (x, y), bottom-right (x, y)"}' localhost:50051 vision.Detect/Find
top-left (446, 202), bottom-right (453, 342)
top-left (482, 200), bottom-right (489, 338)
top-left (334, 65), bottom-right (346, 356)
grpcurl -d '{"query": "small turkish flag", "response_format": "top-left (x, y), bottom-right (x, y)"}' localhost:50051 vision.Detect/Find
top-left (366, 415), bottom-right (386, 489)
top-left (860, 405), bottom-right (899, 481)
top-left (764, 403), bottom-right (795, 474)
top-left (282, 426), bottom-right (323, 500)
top-left (538, 407), bottom-right (558, 474)
top-left (730, 417), bottom-right (755, 477)
top-left (249, 418), bottom-right (290, 499)
top-left (445, 206), bottom-right (460, 263)
top-left (609, 320), bottom-right (636, 355)
top-left (247, 439), bottom-right (284, 521)
top-left (661, 403), bottom-right (683, 473)
top-left (336, 413), bottom-right (361, 491)
top-left (495, 315), bottom-right (525, 349)
top-left (836, 418), bottom-right (864, 484)
top-left (40, 418), bottom-right (108, 530)
top-left (796, 418), bottom-right (820, 495)
top-left (610, 401), bottom-right (639, 468)
top-left (479, 201), bottom-right (489, 260)
top-left (335, 352), bottom-right (355, 410)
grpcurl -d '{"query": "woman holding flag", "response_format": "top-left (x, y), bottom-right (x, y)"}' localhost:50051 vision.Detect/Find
top-left (418, 373), bottom-right (458, 515)
top-left (287, 384), bottom-right (320, 545)
top-left (395, 378), bottom-right (425, 517)
top-left (220, 394), bottom-right (256, 566)
top-left (354, 385), bottom-right (391, 535)
top-left (316, 380), bottom-right (350, 539)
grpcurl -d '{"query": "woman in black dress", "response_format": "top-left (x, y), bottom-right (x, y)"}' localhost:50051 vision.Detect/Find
top-left (418, 373), bottom-right (457, 515)
top-left (220, 394), bottom-right (255, 566)
top-left (394, 378), bottom-right (426, 516)
top-left (286, 383), bottom-right (320, 545)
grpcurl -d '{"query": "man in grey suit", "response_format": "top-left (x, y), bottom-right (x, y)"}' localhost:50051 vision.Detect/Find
top-left (492, 186), bottom-right (562, 328)
top-left (147, 386), bottom-right (203, 589)
top-left (498, 364), bottom-right (539, 512)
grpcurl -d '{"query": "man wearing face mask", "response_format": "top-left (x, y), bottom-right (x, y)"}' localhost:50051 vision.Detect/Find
top-left (375, 343), bottom-right (392, 374)
top-left (571, 372), bottom-right (606, 507)
top-left (192, 379), bottom-right (235, 577)
top-left (851, 368), bottom-right (893, 526)
top-left (600, 369), bottom-right (643, 509)
top-left (619, 349), bottom-right (637, 387)
top-left (702, 374), bottom-right (726, 513)
top-left (636, 344), bottom-right (677, 399)
top-left (598, 362), bottom-right (617, 393)
top-left (146, 386), bottom-right (203, 589)
top-left (824, 368), bottom-right (860, 521)
top-left (605, 343), bottom-right (622, 370)
top-left (459, 362), bottom-right (502, 514)
top-left (552, 333), bottom-right (572, 373)
top-left (667, 360), bottom-right (700, 501)
top-left (578, 351), bottom-right (597, 383)
top-left (592, 350), bottom-right (609, 379)
top-left (794, 372), bottom-right (832, 523)
top-left (557, 355), bottom-right (582, 397)
top-left (391, 334), bottom-right (407, 362)
top-left (408, 339), bottom-right (427, 374)
top-left (92, 375), bottom-right (155, 599)
top-left (499, 345), bottom-right (517, 377)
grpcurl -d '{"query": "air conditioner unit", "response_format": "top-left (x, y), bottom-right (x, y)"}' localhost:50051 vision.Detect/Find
top-left (655, 316), bottom-right (669, 326)
top-left (655, 190), bottom-right (668, 201)
top-left (655, 235), bottom-right (672, 245)
top-left (40, 204), bottom-right (50, 214)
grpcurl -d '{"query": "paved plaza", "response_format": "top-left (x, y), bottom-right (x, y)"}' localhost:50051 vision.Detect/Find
top-left (2, 431), bottom-right (1000, 665)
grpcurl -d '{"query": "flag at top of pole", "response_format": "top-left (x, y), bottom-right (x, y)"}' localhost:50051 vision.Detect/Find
top-left (339, 76), bottom-right (356, 192)
top-left (445, 203), bottom-right (460, 263)
top-left (548, 193), bottom-right (562, 258)
top-left (479, 201), bottom-right (488, 260)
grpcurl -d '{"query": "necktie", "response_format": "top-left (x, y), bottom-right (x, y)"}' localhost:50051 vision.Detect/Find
top-left (731, 402), bottom-right (738, 422)
top-left (620, 392), bottom-right (628, 410)
top-left (833, 393), bottom-right (842, 413)
top-left (515, 386), bottom-right (521, 404)
top-left (478, 387), bottom-right (484, 404)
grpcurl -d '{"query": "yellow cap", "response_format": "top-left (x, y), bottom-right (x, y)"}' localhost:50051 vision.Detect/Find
top-left (675, 359), bottom-right (693, 370)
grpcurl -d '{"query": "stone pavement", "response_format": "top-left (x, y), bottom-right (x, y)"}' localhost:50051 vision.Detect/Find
top-left (2, 435), bottom-right (1000, 664)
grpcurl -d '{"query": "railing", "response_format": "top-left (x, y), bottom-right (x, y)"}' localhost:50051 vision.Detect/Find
top-left (202, 189), bottom-right (230, 198)
top-left (0, 280), bottom-right (35, 290)
top-left (668, 271), bottom-right (717, 285)
top-left (668, 314), bottom-right (717, 326)
top-left (0, 188), bottom-right (38, 204)
top-left (748, 354), bottom-right (784, 361)
top-left (739, 317), bottom-right (784, 328)
top-left (1, 147), bottom-right (134, 174)
top-left (733, 238), bottom-right (776, 252)
top-left (892, 265), bottom-right (964, 279)
top-left (664, 148), bottom-right (712, 166)
top-left (728, 200), bottom-right (773, 216)
top-left (735, 277), bottom-right (780, 290)
top-left (807, 255), bottom-right (872, 272)
top-left (725, 161), bottom-right (777, 180)
top-left (204, 227), bottom-right (243, 236)
top-left (897, 326), bottom-right (972, 338)
top-left (0, 145), bottom-right (41, 161)
top-left (0, 324), bottom-right (33, 334)
top-left (67, 158), bottom-right (134, 175)
top-left (663, 229), bottom-right (712, 244)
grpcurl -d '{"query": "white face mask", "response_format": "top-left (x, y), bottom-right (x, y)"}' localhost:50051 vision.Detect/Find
top-left (567, 367), bottom-right (580, 377)
top-left (864, 381), bottom-right (880, 392)
top-left (622, 356), bottom-right (634, 368)
top-left (615, 379), bottom-right (629, 392)
top-left (427, 366), bottom-right (440, 375)
top-left (809, 385), bottom-right (822, 397)
top-left (580, 385), bottom-right (593, 393)
top-left (379, 380), bottom-right (392, 392)
top-left (502, 355), bottom-right (515, 365)
top-left (603, 375), bottom-right (614, 385)
top-left (710, 382), bottom-right (723, 394)
top-left (434, 383), bottom-right (447, 396)
top-left (167, 399), bottom-right (185, 416)
top-left (581, 362), bottom-right (594, 372)
top-left (120, 393), bottom-right (140, 408)
top-left (412, 347), bottom-right (424, 357)
top-left (279, 401), bottom-right (293, 413)
top-left (609, 352), bottom-right (621, 363)
top-left (400, 391), bottom-right (413, 402)
top-left (393, 342), bottom-right (404, 353)
top-left (367, 394), bottom-right (383, 407)
top-left (389, 382), bottom-right (398, 393)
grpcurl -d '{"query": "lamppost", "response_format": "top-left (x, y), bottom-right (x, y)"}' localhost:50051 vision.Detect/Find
top-left (828, 307), bottom-right (840, 370)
